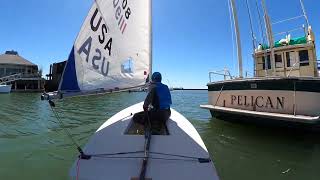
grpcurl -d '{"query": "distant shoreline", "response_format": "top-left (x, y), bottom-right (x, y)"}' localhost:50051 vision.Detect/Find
top-left (173, 89), bottom-right (207, 91)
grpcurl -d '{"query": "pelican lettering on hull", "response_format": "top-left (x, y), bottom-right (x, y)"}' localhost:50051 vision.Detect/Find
top-left (230, 95), bottom-right (285, 109)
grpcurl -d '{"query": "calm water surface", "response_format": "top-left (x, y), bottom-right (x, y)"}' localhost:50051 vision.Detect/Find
top-left (0, 90), bottom-right (319, 179)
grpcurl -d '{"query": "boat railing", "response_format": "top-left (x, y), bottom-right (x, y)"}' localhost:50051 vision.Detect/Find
top-left (209, 69), bottom-right (234, 82)
top-left (287, 60), bottom-right (320, 77)
top-left (0, 73), bottom-right (42, 84)
top-left (0, 73), bottom-right (22, 84)
top-left (271, 8), bottom-right (309, 41)
top-left (245, 71), bottom-right (253, 78)
top-left (20, 72), bottom-right (42, 78)
top-left (273, 25), bottom-right (306, 40)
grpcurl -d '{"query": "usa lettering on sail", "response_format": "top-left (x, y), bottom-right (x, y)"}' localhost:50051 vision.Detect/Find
top-left (77, 0), bottom-right (132, 77)
top-left (78, 7), bottom-right (113, 76)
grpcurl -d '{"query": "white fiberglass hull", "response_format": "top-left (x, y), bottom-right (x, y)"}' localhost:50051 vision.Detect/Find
top-left (69, 102), bottom-right (219, 180)
top-left (0, 84), bottom-right (12, 93)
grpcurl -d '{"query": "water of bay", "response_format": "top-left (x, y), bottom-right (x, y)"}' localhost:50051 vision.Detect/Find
top-left (0, 90), bottom-right (319, 180)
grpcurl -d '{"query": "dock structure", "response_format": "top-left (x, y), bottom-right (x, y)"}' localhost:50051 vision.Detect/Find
top-left (0, 50), bottom-right (44, 92)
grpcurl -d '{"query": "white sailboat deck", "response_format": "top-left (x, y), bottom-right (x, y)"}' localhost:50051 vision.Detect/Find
top-left (70, 102), bottom-right (219, 180)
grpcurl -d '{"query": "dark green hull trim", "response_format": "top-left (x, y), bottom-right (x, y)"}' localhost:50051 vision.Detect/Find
top-left (208, 78), bottom-right (320, 93)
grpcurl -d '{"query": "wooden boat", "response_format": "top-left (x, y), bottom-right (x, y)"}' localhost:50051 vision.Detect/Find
top-left (201, 0), bottom-right (320, 126)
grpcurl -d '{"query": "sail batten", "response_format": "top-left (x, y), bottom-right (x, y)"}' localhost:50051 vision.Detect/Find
top-left (58, 0), bottom-right (150, 94)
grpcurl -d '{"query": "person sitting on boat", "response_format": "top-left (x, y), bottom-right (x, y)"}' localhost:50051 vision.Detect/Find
top-left (143, 72), bottom-right (172, 135)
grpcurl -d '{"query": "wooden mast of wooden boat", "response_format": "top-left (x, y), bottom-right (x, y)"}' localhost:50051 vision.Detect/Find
top-left (261, 0), bottom-right (275, 76)
top-left (229, 0), bottom-right (243, 78)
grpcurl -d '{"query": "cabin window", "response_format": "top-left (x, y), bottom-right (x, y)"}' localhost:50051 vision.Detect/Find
top-left (299, 50), bottom-right (309, 66)
top-left (275, 54), bottom-right (283, 68)
top-left (262, 55), bottom-right (271, 70)
top-left (286, 51), bottom-right (297, 67)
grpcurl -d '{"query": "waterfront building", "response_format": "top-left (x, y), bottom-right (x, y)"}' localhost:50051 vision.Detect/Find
top-left (45, 60), bottom-right (66, 92)
top-left (0, 50), bottom-right (44, 92)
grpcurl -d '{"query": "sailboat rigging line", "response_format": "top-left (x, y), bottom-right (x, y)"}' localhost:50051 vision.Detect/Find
top-left (109, 113), bottom-right (133, 121)
top-left (227, 0), bottom-right (236, 73)
top-left (139, 112), bottom-right (152, 180)
top-left (245, 0), bottom-right (256, 50)
top-left (48, 100), bottom-right (91, 160)
top-left (214, 85), bottom-right (224, 107)
top-left (272, 15), bottom-right (304, 25)
top-left (86, 150), bottom-right (211, 163)
top-left (255, 0), bottom-right (268, 77)
top-left (76, 158), bottom-right (81, 180)
top-left (299, 0), bottom-right (310, 27)
top-left (55, 84), bottom-right (145, 100)
top-left (255, 0), bottom-right (266, 44)
top-left (89, 156), bottom-right (209, 163)
top-left (149, 152), bottom-right (211, 161)
top-left (89, 150), bottom-right (144, 157)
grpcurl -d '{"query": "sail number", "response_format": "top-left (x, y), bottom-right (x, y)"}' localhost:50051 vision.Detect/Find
top-left (114, 0), bottom-right (131, 19)
top-left (114, 0), bottom-right (131, 34)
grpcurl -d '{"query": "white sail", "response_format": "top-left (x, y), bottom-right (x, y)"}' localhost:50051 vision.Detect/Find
top-left (59, 0), bottom-right (150, 92)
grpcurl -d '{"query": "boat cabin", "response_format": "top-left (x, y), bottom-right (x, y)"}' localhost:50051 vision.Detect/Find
top-left (254, 27), bottom-right (318, 78)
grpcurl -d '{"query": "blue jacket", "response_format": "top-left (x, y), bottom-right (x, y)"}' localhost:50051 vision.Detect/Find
top-left (143, 82), bottom-right (172, 110)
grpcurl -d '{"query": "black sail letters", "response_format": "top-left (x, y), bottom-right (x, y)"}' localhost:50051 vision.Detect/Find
top-left (99, 24), bottom-right (108, 44)
top-left (92, 49), bottom-right (102, 70)
top-left (77, 7), bottom-right (114, 77)
top-left (101, 58), bottom-right (109, 76)
top-left (78, 37), bottom-right (92, 62)
top-left (91, 9), bottom-right (102, 32)
top-left (104, 38), bottom-right (112, 56)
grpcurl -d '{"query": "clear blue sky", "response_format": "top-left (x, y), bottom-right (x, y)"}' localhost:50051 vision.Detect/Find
top-left (0, 0), bottom-right (319, 88)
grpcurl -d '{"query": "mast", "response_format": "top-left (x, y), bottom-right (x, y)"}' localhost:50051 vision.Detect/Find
top-left (245, 0), bottom-right (256, 77)
top-left (245, 0), bottom-right (256, 51)
top-left (261, 0), bottom-right (275, 75)
top-left (230, 0), bottom-right (243, 78)
top-left (149, 0), bottom-right (153, 82)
